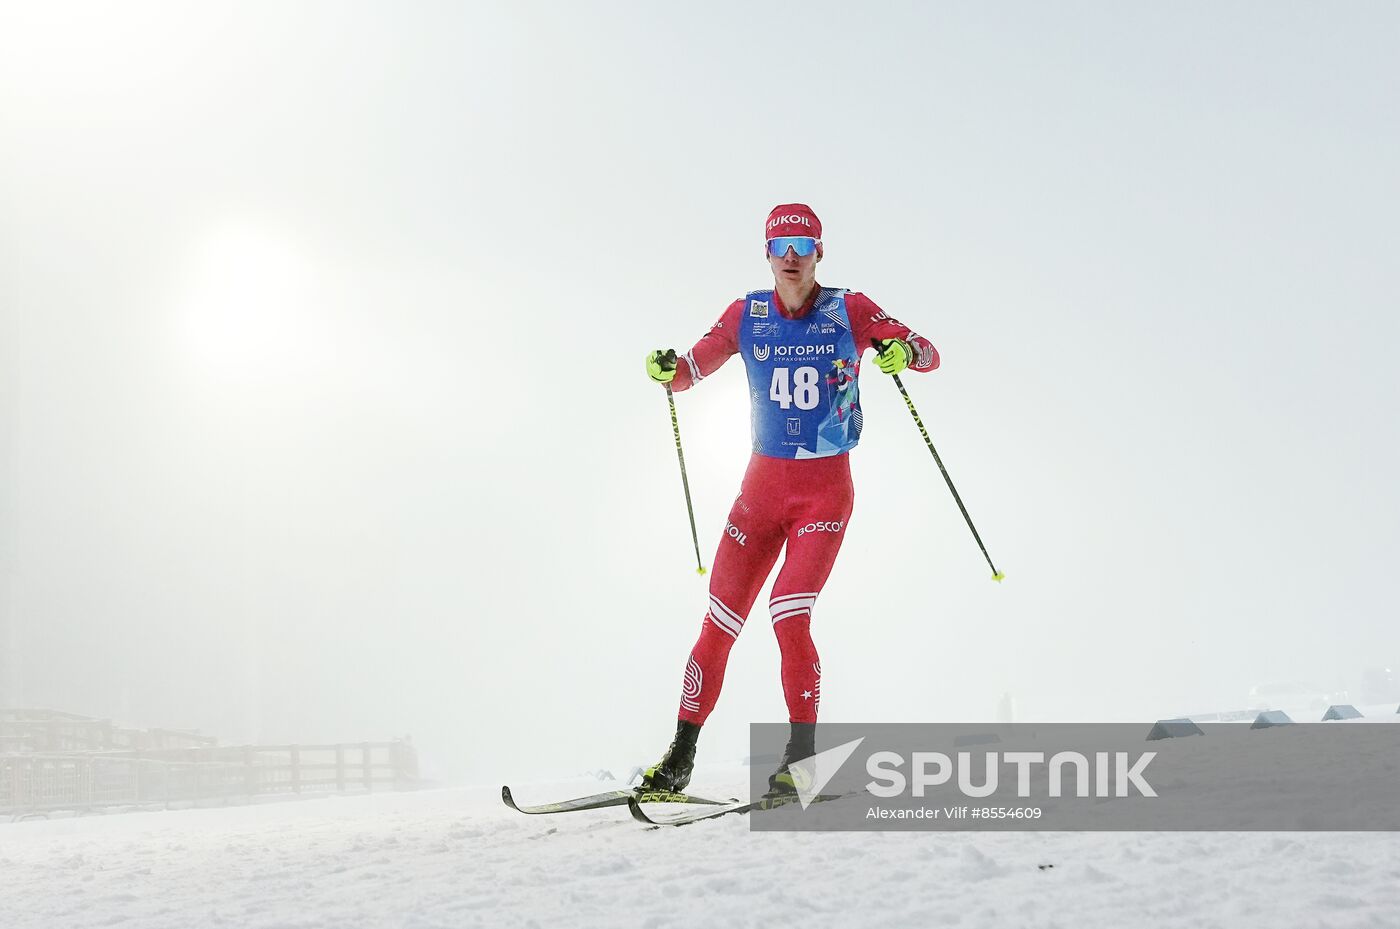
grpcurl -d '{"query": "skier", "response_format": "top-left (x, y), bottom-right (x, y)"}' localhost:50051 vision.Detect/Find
top-left (642, 203), bottom-right (939, 796)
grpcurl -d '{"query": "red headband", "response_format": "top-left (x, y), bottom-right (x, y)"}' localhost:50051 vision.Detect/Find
top-left (765, 203), bottom-right (822, 240)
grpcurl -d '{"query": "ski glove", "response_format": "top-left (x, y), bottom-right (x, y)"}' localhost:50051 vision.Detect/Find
top-left (646, 348), bottom-right (678, 384)
top-left (873, 339), bottom-right (911, 375)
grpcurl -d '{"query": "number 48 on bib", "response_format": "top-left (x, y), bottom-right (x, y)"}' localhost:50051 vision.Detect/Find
top-left (770, 366), bottom-right (821, 411)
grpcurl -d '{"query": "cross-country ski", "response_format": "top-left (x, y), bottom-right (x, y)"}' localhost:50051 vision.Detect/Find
top-left (500, 785), bottom-right (732, 816)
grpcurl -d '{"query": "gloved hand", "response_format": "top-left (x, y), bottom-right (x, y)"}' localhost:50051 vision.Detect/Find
top-left (873, 339), bottom-right (911, 375)
top-left (646, 348), bottom-right (678, 383)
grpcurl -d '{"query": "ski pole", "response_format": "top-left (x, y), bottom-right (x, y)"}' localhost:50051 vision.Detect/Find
top-left (659, 350), bottom-right (707, 576)
top-left (874, 339), bottom-right (1004, 582)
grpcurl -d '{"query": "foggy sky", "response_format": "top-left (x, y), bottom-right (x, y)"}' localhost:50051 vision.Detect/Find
top-left (2, 1), bottom-right (1397, 781)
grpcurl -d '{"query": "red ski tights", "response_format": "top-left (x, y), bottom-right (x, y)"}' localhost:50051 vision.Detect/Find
top-left (676, 453), bottom-right (853, 726)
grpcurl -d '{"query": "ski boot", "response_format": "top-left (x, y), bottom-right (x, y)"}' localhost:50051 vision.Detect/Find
top-left (641, 720), bottom-right (701, 794)
top-left (766, 722), bottom-right (816, 797)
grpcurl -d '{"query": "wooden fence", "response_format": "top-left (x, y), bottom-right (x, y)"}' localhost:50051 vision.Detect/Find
top-left (0, 708), bottom-right (216, 753)
top-left (1, 710), bottom-right (420, 820)
top-left (2, 742), bottom-right (419, 819)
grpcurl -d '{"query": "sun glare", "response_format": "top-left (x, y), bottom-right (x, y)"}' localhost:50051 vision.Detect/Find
top-left (175, 223), bottom-right (325, 379)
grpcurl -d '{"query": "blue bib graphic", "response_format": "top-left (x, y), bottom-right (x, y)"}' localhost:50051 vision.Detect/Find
top-left (737, 288), bottom-right (862, 459)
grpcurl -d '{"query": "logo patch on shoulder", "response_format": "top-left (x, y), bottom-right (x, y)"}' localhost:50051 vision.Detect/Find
top-left (749, 300), bottom-right (769, 318)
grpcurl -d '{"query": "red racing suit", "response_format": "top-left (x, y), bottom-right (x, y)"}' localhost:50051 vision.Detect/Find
top-left (667, 286), bottom-right (937, 725)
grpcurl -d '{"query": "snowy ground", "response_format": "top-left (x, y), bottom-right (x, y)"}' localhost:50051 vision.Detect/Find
top-left (4, 767), bottom-right (1400, 929)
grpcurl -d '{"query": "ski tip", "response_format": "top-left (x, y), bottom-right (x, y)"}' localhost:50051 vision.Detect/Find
top-left (991, 571), bottom-right (1005, 583)
top-left (500, 785), bottom-right (518, 810)
top-left (626, 795), bottom-right (657, 825)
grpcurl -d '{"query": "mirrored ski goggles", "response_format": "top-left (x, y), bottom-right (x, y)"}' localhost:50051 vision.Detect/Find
top-left (766, 236), bottom-right (820, 258)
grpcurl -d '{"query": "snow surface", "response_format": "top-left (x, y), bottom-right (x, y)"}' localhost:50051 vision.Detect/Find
top-left (4, 766), bottom-right (1400, 929)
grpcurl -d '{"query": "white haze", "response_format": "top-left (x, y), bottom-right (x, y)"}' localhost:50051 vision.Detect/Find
top-left (1, 2), bottom-right (1397, 781)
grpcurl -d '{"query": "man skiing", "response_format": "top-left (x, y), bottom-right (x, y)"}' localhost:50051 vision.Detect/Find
top-left (642, 203), bottom-right (939, 796)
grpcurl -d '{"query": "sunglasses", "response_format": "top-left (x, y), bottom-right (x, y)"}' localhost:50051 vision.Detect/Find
top-left (766, 236), bottom-right (820, 258)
